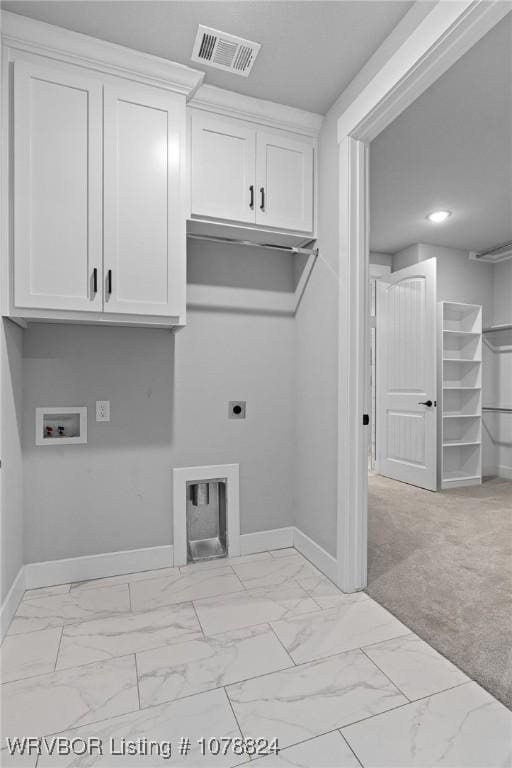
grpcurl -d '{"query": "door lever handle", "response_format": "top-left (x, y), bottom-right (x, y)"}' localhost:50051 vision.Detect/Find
top-left (418, 400), bottom-right (433, 407)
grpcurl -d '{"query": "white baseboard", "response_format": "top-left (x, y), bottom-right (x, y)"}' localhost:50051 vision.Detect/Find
top-left (8, 525), bottom-right (339, 635)
top-left (24, 545), bottom-right (174, 590)
top-left (239, 527), bottom-right (294, 555)
top-left (1, 566), bottom-right (25, 640)
top-left (293, 527), bottom-right (337, 582)
top-left (238, 526), bottom-right (337, 585)
top-left (483, 465), bottom-right (512, 480)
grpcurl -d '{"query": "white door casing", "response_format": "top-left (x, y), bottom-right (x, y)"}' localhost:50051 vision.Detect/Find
top-left (191, 112), bottom-right (256, 224)
top-left (376, 258), bottom-right (437, 490)
top-left (335, 1), bottom-right (508, 592)
top-left (103, 82), bottom-right (186, 317)
top-left (255, 131), bottom-right (314, 232)
top-left (13, 59), bottom-right (102, 312)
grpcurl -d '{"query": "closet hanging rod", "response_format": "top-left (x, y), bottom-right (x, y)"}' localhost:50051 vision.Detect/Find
top-left (187, 233), bottom-right (318, 257)
top-left (483, 323), bottom-right (512, 333)
top-left (473, 239), bottom-right (512, 258)
top-left (483, 407), bottom-right (512, 413)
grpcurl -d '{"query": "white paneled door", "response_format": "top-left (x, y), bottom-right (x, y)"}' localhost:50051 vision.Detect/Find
top-left (13, 60), bottom-right (102, 311)
top-left (103, 83), bottom-right (186, 317)
top-left (376, 258), bottom-right (437, 490)
top-left (191, 113), bottom-right (256, 224)
top-left (255, 132), bottom-right (313, 232)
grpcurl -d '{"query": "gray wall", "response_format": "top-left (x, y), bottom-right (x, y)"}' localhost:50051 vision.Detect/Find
top-left (22, 244), bottom-right (296, 564)
top-left (293, 3), bottom-right (434, 560)
top-left (6, 1), bottom-right (445, 574)
top-left (1, 319), bottom-right (24, 600)
top-left (369, 252), bottom-right (393, 268)
top-left (493, 257), bottom-right (512, 326)
top-left (490, 259), bottom-right (512, 474)
top-left (294, 108), bottom-right (340, 557)
top-left (392, 243), bottom-right (494, 325)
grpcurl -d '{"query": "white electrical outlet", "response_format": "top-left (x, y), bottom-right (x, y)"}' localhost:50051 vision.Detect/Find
top-left (96, 400), bottom-right (110, 422)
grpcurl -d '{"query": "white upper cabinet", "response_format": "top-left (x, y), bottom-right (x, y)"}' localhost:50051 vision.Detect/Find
top-left (103, 83), bottom-right (186, 317)
top-left (10, 60), bottom-right (188, 324)
top-left (4, 11), bottom-right (202, 326)
top-left (255, 132), bottom-right (313, 232)
top-left (191, 113), bottom-right (256, 224)
top-left (13, 60), bottom-right (103, 312)
top-left (190, 111), bottom-right (315, 234)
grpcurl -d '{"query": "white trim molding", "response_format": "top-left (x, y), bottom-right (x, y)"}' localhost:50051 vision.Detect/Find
top-left (1, 10), bottom-right (204, 97)
top-left (335, 0), bottom-right (510, 593)
top-left (0, 566), bottom-right (25, 640)
top-left (239, 526), bottom-right (337, 585)
top-left (240, 527), bottom-right (294, 555)
top-left (24, 545), bottom-right (173, 590)
top-left (293, 528), bottom-right (337, 583)
top-left (190, 84), bottom-right (323, 138)
top-left (337, 1), bottom-right (511, 142)
top-left (336, 135), bottom-right (369, 593)
top-left (172, 464), bottom-right (241, 567)
top-left (1, 526), bottom-right (340, 637)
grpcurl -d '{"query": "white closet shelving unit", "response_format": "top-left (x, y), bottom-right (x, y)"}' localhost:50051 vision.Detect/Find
top-left (440, 301), bottom-right (482, 489)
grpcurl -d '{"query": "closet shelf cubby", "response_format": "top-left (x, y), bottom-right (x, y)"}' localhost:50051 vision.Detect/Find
top-left (439, 302), bottom-right (482, 489)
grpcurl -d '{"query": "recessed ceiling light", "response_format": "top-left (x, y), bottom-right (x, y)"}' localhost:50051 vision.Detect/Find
top-left (426, 210), bottom-right (452, 223)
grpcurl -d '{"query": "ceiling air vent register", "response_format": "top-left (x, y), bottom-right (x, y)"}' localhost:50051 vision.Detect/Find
top-left (191, 25), bottom-right (261, 77)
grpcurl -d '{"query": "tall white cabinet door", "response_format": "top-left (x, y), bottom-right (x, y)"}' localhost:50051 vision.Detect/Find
top-left (191, 113), bottom-right (256, 224)
top-left (13, 60), bottom-right (102, 311)
top-left (256, 132), bottom-right (313, 232)
top-left (104, 83), bottom-right (186, 317)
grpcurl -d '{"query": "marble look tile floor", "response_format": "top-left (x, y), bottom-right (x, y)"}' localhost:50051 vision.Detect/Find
top-left (1, 549), bottom-right (511, 767)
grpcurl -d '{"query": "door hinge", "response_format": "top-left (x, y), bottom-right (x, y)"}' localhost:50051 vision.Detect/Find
top-left (362, 414), bottom-right (369, 426)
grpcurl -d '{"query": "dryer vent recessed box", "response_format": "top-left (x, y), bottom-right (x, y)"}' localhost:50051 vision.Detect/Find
top-left (191, 25), bottom-right (261, 77)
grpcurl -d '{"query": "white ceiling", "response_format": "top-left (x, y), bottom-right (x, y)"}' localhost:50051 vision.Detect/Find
top-left (1, 0), bottom-right (412, 114)
top-left (370, 12), bottom-right (512, 255)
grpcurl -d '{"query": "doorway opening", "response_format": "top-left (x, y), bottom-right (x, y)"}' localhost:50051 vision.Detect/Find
top-left (366, 13), bottom-right (512, 708)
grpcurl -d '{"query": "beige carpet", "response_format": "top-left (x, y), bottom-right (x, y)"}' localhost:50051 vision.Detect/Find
top-left (367, 472), bottom-right (512, 709)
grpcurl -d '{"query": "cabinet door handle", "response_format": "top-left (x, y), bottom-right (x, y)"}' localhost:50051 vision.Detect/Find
top-left (260, 187), bottom-right (265, 211)
top-left (92, 267), bottom-right (98, 295)
top-left (107, 269), bottom-right (112, 296)
top-left (249, 185), bottom-right (254, 209)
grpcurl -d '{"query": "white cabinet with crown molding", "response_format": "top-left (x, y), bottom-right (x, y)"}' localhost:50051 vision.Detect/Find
top-left (191, 113), bottom-right (256, 225)
top-left (190, 111), bottom-right (315, 236)
top-left (2, 11), bottom-right (202, 327)
top-left (13, 60), bottom-right (104, 314)
top-left (103, 81), bottom-right (187, 318)
top-left (255, 130), bottom-right (314, 232)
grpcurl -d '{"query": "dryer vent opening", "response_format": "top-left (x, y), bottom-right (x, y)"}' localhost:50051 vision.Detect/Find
top-left (186, 479), bottom-right (227, 562)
